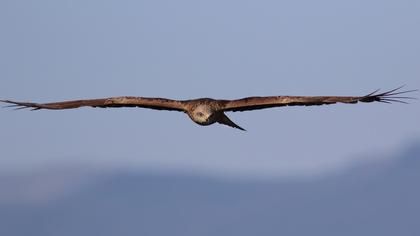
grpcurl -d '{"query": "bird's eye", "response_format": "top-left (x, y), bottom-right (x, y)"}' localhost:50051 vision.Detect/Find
top-left (197, 112), bottom-right (204, 117)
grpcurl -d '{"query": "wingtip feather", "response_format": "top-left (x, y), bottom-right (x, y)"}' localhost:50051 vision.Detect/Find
top-left (361, 86), bottom-right (417, 104)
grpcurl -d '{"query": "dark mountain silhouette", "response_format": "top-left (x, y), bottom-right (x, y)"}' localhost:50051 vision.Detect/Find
top-left (1, 142), bottom-right (419, 236)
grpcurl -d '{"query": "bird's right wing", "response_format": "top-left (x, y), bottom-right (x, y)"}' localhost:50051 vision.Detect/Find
top-left (1, 97), bottom-right (187, 112)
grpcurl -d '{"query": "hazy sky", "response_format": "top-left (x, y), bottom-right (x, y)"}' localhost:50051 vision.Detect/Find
top-left (1, 0), bottom-right (419, 178)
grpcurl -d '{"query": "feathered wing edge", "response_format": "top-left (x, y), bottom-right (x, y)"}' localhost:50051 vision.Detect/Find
top-left (221, 86), bottom-right (417, 112)
top-left (358, 86), bottom-right (417, 104)
top-left (0, 97), bottom-right (187, 112)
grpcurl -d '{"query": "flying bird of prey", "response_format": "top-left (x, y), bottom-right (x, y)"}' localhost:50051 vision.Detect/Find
top-left (1, 87), bottom-right (416, 131)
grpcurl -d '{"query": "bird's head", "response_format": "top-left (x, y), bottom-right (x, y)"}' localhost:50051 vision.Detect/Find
top-left (189, 105), bottom-right (216, 125)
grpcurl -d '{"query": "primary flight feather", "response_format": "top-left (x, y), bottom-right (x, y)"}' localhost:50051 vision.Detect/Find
top-left (1, 86), bottom-right (416, 131)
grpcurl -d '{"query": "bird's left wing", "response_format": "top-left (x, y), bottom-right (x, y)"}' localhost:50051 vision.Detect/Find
top-left (221, 87), bottom-right (416, 112)
top-left (1, 97), bottom-right (187, 112)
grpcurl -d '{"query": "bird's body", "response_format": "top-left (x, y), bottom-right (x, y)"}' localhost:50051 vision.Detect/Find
top-left (1, 86), bottom-right (416, 131)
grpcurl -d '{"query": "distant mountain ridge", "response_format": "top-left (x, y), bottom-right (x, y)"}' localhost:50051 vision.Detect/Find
top-left (1, 141), bottom-right (419, 236)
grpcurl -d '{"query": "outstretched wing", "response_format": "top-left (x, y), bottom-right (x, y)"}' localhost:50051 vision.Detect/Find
top-left (222, 86), bottom-right (417, 112)
top-left (1, 97), bottom-right (187, 112)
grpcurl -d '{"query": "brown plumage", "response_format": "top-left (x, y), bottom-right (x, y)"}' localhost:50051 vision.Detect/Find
top-left (1, 86), bottom-right (416, 131)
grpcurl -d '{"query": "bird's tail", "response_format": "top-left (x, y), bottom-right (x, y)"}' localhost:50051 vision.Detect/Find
top-left (217, 113), bottom-right (246, 131)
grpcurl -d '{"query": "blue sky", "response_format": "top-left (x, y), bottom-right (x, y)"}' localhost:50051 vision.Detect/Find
top-left (0, 0), bottom-right (419, 178)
